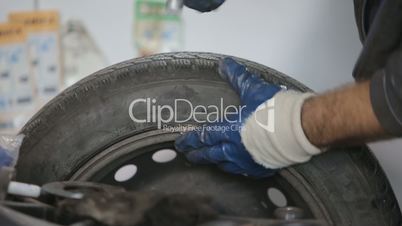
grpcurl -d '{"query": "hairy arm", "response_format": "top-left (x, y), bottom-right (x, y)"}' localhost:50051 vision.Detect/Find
top-left (301, 81), bottom-right (387, 148)
top-left (176, 58), bottom-right (395, 171)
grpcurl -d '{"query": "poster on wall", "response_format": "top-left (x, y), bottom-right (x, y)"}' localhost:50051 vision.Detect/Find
top-left (0, 23), bottom-right (36, 134)
top-left (9, 10), bottom-right (62, 108)
top-left (134, 0), bottom-right (184, 56)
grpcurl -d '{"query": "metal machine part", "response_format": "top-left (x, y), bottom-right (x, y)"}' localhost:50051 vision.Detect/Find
top-left (68, 130), bottom-right (332, 223)
top-left (0, 180), bottom-right (328, 226)
top-left (0, 131), bottom-right (329, 226)
top-left (200, 218), bottom-right (325, 226)
top-left (70, 130), bottom-right (326, 218)
top-left (166, 0), bottom-right (184, 14)
top-left (41, 181), bottom-right (124, 200)
top-left (0, 167), bottom-right (13, 200)
top-left (274, 207), bottom-right (305, 221)
top-left (0, 138), bottom-right (330, 226)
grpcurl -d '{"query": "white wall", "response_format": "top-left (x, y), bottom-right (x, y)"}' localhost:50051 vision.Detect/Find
top-left (183, 0), bottom-right (360, 92)
top-left (1, 0), bottom-right (402, 205)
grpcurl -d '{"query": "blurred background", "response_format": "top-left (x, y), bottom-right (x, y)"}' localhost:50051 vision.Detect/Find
top-left (1, 0), bottom-right (401, 206)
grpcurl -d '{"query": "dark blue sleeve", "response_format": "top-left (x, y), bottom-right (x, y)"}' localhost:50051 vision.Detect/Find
top-left (370, 47), bottom-right (402, 136)
top-left (183, 0), bottom-right (225, 12)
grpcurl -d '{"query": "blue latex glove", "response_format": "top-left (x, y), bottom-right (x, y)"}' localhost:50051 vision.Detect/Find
top-left (184, 0), bottom-right (225, 12)
top-left (175, 58), bottom-right (282, 177)
top-left (0, 146), bottom-right (13, 167)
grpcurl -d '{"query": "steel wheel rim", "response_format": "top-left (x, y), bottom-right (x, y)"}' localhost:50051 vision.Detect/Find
top-left (70, 129), bottom-right (332, 222)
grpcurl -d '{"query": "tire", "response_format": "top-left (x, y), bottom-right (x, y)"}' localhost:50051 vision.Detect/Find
top-left (17, 52), bottom-right (401, 225)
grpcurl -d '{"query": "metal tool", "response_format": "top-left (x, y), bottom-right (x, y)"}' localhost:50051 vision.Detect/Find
top-left (0, 167), bottom-right (41, 199)
top-left (166, 0), bottom-right (184, 14)
top-left (44, 181), bottom-right (126, 199)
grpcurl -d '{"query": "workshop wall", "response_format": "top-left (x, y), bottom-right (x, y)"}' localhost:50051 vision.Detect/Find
top-left (1, 0), bottom-right (402, 206)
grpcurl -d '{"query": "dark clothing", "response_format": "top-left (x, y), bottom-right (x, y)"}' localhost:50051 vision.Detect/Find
top-left (354, 0), bottom-right (402, 136)
top-left (354, 0), bottom-right (383, 42)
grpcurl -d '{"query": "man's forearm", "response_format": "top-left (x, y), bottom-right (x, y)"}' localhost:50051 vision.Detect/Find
top-left (301, 81), bottom-right (387, 148)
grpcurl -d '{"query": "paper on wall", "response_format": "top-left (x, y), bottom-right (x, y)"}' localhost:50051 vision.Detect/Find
top-left (9, 11), bottom-right (62, 108)
top-left (135, 0), bottom-right (183, 56)
top-left (0, 23), bottom-right (36, 134)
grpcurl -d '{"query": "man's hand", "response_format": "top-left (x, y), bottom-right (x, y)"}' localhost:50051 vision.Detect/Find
top-left (301, 80), bottom-right (387, 147)
top-left (183, 0), bottom-right (225, 12)
top-left (175, 55), bottom-right (389, 178)
top-left (175, 58), bottom-right (281, 177)
top-left (176, 58), bottom-right (325, 177)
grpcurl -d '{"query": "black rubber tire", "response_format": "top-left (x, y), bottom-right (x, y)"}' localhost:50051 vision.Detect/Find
top-left (17, 52), bottom-right (401, 225)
